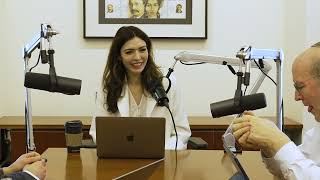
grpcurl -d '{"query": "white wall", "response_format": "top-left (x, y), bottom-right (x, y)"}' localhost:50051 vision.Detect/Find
top-left (0, 0), bottom-right (311, 123)
top-left (0, 1), bottom-right (5, 117)
top-left (302, 0), bottom-right (320, 131)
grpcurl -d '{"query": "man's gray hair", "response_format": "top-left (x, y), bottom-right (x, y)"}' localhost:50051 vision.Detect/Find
top-left (310, 42), bottom-right (320, 78)
top-left (311, 42), bottom-right (320, 48)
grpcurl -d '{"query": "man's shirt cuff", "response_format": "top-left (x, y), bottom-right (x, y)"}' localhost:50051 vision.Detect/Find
top-left (23, 169), bottom-right (40, 180)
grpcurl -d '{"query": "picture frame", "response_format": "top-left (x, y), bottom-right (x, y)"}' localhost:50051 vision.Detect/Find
top-left (83, 0), bottom-right (207, 39)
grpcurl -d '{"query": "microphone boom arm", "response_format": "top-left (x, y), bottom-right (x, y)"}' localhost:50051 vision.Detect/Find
top-left (23, 24), bottom-right (59, 152)
top-left (171, 47), bottom-right (284, 130)
top-left (24, 34), bottom-right (41, 59)
top-left (173, 51), bottom-right (272, 94)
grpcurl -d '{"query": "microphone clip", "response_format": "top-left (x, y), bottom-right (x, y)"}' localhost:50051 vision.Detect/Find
top-left (40, 24), bottom-right (59, 64)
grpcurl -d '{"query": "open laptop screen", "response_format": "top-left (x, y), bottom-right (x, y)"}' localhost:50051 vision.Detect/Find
top-left (223, 142), bottom-right (249, 180)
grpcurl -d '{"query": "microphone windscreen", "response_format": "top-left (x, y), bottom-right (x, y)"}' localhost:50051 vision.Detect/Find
top-left (56, 76), bottom-right (81, 95)
top-left (210, 93), bottom-right (267, 118)
top-left (24, 72), bottom-right (81, 95)
top-left (24, 72), bottom-right (51, 91)
top-left (240, 93), bottom-right (267, 110)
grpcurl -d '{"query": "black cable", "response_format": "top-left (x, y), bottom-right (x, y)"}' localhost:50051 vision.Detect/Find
top-left (180, 61), bottom-right (205, 65)
top-left (282, 100), bottom-right (284, 131)
top-left (172, 149), bottom-right (178, 180)
top-left (253, 60), bottom-right (277, 85)
top-left (244, 86), bottom-right (248, 96)
top-left (227, 65), bottom-right (236, 75)
top-left (164, 76), bottom-right (172, 94)
top-left (165, 106), bottom-right (178, 151)
top-left (29, 53), bottom-right (41, 72)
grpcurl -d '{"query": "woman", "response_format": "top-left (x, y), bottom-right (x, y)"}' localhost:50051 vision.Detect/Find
top-left (176, 4), bottom-right (182, 13)
top-left (145, 0), bottom-right (163, 19)
top-left (89, 26), bottom-right (191, 150)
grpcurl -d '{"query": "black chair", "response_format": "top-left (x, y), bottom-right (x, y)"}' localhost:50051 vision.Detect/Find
top-left (0, 129), bottom-right (11, 167)
top-left (188, 137), bottom-right (208, 149)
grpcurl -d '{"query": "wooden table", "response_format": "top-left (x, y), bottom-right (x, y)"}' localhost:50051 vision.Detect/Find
top-left (42, 148), bottom-right (273, 180)
top-left (0, 116), bottom-right (302, 161)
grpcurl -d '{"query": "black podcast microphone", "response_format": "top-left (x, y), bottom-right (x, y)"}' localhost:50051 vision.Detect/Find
top-left (24, 72), bottom-right (81, 95)
top-left (151, 79), bottom-right (169, 108)
top-left (210, 93), bottom-right (267, 118)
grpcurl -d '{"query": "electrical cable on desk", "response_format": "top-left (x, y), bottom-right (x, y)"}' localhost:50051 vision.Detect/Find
top-left (172, 149), bottom-right (178, 180)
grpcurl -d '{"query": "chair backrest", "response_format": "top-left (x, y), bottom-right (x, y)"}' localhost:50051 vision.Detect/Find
top-left (0, 129), bottom-right (11, 167)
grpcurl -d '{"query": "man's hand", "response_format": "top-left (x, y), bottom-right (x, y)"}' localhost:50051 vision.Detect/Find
top-left (232, 115), bottom-right (259, 150)
top-left (24, 159), bottom-right (47, 180)
top-left (3, 152), bottom-right (42, 174)
top-left (232, 115), bottom-right (290, 157)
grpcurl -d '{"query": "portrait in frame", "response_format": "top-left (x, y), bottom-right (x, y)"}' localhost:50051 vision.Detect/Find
top-left (84, 0), bottom-right (207, 38)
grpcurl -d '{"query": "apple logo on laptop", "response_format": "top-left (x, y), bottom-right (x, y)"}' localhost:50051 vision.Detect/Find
top-left (126, 133), bottom-right (134, 143)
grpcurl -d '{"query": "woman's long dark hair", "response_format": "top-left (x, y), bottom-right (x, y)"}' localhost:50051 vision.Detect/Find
top-left (103, 26), bottom-right (163, 113)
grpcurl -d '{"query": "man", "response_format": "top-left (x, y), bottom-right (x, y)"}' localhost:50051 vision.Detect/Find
top-left (0, 152), bottom-right (46, 180)
top-left (106, 4), bottom-right (113, 13)
top-left (233, 42), bottom-right (320, 179)
top-left (128, 0), bottom-right (145, 18)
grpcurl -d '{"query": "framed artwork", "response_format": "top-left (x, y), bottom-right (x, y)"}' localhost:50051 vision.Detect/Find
top-left (83, 0), bottom-right (207, 38)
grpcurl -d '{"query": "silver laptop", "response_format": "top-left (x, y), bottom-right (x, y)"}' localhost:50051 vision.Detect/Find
top-left (223, 142), bottom-right (249, 180)
top-left (96, 116), bottom-right (165, 159)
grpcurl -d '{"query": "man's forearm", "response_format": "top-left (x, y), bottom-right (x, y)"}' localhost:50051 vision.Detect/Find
top-left (262, 133), bottom-right (290, 158)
